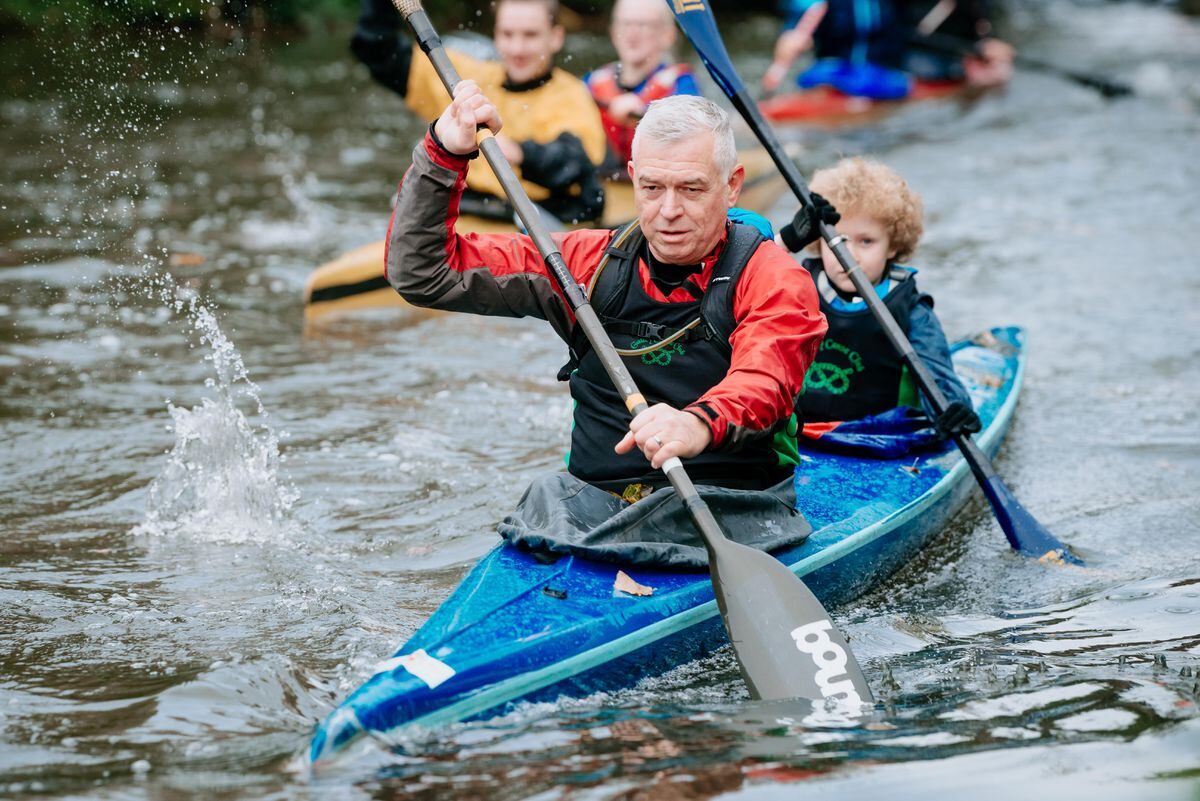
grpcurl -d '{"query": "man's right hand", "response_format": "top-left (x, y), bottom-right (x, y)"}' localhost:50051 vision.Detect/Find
top-left (433, 80), bottom-right (503, 156)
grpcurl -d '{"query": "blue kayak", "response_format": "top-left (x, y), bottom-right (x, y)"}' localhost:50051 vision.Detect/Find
top-left (311, 326), bottom-right (1026, 764)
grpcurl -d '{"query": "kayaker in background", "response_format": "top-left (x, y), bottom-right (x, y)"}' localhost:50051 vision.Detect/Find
top-left (899, 0), bottom-right (1015, 87)
top-left (350, 0), bottom-right (607, 222)
top-left (762, 0), bottom-right (911, 100)
top-left (584, 0), bottom-right (700, 170)
top-left (776, 157), bottom-right (980, 436)
top-left (388, 88), bottom-right (831, 492)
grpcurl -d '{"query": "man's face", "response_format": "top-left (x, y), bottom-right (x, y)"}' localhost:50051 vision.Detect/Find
top-left (611, 0), bottom-right (674, 71)
top-left (494, 1), bottom-right (564, 84)
top-left (630, 132), bottom-right (745, 265)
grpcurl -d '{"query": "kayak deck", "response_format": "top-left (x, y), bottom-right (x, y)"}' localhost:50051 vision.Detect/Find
top-left (310, 326), bottom-right (1025, 764)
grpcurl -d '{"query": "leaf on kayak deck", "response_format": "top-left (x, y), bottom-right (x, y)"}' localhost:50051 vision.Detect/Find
top-left (619, 483), bottom-right (654, 503)
top-left (614, 570), bottom-right (654, 597)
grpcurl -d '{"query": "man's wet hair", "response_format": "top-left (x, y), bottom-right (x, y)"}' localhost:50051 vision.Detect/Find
top-left (495, 0), bottom-right (561, 25)
top-left (633, 96), bottom-right (737, 179)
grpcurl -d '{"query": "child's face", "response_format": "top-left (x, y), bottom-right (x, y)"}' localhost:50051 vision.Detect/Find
top-left (819, 213), bottom-right (896, 294)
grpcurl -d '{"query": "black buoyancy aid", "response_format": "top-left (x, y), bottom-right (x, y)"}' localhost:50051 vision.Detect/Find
top-left (566, 222), bottom-right (787, 490)
top-left (798, 258), bottom-right (921, 422)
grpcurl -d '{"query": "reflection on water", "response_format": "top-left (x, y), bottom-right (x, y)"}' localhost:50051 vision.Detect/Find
top-left (1, 3), bottom-right (1199, 799)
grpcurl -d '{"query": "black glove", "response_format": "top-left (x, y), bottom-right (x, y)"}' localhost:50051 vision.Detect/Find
top-left (934, 401), bottom-right (982, 439)
top-left (778, 192), bottom-right (840, 253)
top-left (520, 133), bottom-right (593, 192)
top-left (521, 133), bottom-right (605, 223)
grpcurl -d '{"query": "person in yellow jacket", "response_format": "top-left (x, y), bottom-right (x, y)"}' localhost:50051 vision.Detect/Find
top-left (352, 0), bottom-right (607, 222)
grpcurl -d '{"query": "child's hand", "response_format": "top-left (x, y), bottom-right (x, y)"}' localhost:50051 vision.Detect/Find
top-left (778, 192), bottom-right (840, 252)
top-left (934, 402), bottom-right (981, 439)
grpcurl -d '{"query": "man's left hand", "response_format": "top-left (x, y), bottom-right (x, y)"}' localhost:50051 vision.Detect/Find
top-left (615, 403), bottom-right (712, 469)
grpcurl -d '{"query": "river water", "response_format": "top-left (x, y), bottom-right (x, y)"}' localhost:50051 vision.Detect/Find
top-left (2, 2), bottom-right (1199, 798)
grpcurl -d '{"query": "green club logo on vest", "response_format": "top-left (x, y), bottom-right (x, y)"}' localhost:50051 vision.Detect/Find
top-left (631, 338), bottom-right (686, 367)
top-left (804, 338), bottom-right (864, 396)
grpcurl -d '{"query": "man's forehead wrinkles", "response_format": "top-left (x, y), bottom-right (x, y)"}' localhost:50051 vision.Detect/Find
top-left (637, 164), bottom-right (712, 184)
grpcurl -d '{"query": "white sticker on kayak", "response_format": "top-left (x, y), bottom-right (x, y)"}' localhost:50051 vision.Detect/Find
top-left (373, 649), bottom-right (455, 689)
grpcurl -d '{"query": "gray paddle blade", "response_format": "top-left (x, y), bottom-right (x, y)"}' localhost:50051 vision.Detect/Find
top-left (709, 537), bottom-right (874, 706)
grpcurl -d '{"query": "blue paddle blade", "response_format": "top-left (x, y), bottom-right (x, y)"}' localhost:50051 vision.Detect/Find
top-left (666, 0), bottom-right (746, 98)
top-left (980, 476), bottom-right (1083, 565)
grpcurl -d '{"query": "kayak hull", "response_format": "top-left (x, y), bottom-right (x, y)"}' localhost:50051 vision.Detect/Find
top-left (760, 79), bottom-right (973, 127)
top-left (311, 327), bottom-right (1025, 763)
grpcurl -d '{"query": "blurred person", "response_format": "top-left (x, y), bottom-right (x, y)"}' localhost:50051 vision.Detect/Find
top-left (584, 0), bottom-right (700, 166)
top-left (900, 0), bottom-right (1014, 87)
top-left (762, 0), bottom-right (911, 100)
top-left (351, 0), bottom-right (607, 222)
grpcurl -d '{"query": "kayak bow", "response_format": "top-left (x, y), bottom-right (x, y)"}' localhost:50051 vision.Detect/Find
top-left (309, 326), bottom-right (1028, 765)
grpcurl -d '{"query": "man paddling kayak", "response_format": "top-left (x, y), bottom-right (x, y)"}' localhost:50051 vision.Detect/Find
top-left (762, 0), bottom-right (911, 99)
top-left (585, 0), bottom-right (700, 167)
top-left (352, 0), bottom-right (606, 222)
top-left (388, 89), bottom-right (828, 492)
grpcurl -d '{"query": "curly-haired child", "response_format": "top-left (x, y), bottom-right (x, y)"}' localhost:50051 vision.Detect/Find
top-left (778, 156), bottom-right (980, 437)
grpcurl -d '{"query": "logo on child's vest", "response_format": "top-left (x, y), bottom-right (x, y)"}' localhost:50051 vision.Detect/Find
top-left (803, 338), bottom-right (864, 395)
top-left (631, 338), bottom-right (685, 367)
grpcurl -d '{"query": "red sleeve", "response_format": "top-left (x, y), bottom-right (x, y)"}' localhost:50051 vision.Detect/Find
top-left (426, 130), bottom-right (607, 293)
top-left (386, 130), bottom-right (611, 338)
top-left (685, 241), bottom-right (826, 449)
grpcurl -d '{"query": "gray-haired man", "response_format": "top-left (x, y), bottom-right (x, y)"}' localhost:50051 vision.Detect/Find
top-left (388, 85), bottom-right (827, 492)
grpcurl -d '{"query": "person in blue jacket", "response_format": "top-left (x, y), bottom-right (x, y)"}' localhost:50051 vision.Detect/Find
top-left (775, 156), bottom-right (979, 436)
top-left (762, 0), bottom-right (911, 100)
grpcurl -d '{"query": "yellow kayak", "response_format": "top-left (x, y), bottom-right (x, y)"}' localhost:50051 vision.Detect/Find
top-left (303, 149), bottom-right (789, 324)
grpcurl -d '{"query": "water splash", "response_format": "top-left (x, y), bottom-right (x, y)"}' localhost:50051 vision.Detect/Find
top-left (136, 282), bottom-right (298, 543)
